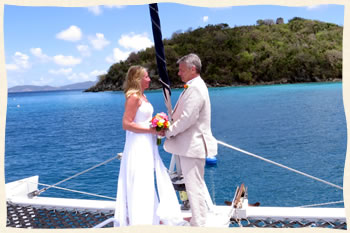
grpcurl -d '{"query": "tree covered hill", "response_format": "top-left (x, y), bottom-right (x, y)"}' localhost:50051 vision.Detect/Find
top-left (85, 17), bottom-right (342, 92)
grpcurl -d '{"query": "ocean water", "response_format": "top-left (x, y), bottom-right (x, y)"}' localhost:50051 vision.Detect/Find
top-left (5, 82), bottom-right (346, 208)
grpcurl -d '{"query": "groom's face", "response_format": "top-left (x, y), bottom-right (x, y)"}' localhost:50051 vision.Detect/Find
top-left (178, 62), bottom-right (194, 83)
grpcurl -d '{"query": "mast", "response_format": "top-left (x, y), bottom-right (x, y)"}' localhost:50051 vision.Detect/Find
top-left (149, 3), bottom-right (172, 118)
top-left (148, 4), bottom-right (214, 211)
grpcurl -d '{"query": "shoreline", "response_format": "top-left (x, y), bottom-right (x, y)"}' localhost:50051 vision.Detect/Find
top-left (7, 80), bottom-right (342, 94)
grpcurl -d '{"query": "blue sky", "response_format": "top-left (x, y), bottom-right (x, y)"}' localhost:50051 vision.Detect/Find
top-left (4, 3), bottom-right (344, 88)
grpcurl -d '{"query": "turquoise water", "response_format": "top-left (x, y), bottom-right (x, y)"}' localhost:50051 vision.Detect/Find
top-left (5, 82), bottom-right (346, 207)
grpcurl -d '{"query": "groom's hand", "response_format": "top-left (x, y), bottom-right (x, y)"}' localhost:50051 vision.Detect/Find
top-left (157, 129), bottom-right (166, 137)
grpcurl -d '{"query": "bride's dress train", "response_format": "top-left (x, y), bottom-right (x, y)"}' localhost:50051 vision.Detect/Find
top-left (114, 100), bottom-right (184, 226)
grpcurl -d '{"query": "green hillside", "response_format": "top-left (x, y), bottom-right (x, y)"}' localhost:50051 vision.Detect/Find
top-left (85, 17), bottom-right (342, 92)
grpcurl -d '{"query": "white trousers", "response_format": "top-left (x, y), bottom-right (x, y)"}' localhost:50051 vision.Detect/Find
top-left (179, 156), bottom-right (207, 226)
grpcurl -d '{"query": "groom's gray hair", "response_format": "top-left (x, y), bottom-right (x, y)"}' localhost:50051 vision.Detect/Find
top-left (177, 53), bottom-right (202, 74)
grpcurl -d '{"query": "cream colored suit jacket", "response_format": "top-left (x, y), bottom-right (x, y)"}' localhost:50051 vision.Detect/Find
top-left (164, 76), bottom-right (217, 159)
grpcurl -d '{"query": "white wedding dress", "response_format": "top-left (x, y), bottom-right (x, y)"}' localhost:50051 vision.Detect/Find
top-left (114, 100), bottom-right (184, 226)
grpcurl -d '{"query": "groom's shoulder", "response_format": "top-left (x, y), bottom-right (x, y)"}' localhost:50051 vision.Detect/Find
top-left (192, 77), bottom-right (206, 87)
top-left (195, 77), bottom-right (209, 92)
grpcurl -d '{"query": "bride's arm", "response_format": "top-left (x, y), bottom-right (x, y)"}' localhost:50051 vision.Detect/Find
top-left (122, 94), bottom-right (157, 134)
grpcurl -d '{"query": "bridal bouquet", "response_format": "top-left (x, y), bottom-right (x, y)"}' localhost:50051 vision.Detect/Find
top-left (151, 112), bottom-right (170, 145)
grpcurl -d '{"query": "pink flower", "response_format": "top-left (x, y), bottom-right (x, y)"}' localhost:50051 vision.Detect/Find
top-left (150, 112), bottom-right (170, 145)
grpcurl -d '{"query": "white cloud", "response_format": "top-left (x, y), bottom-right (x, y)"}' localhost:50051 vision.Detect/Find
top-left (68, 72), bottom-right (89, 82)
top-left (87, 6), bottom-right (102, 15)
top-left (87, 5), bottom-right (125, 15)
top-left (6, 64), bottom-right (19, 71)
top-left (77, 44), bottom-right (91, 56)
top-left (105, 56), bottom-right (114, 63)
top-left (118, 33), bottom-right (153, 51)
top-left (306, 5), bottom-right (326, 10)
top-left (105, 33), bottom-right (152, 64)
top-left (7, 52), bottom-right (31, 71)
top-left (30, 48), bottom-right (50, 62)
top-left (67, 72), bottom-right (90, 82)
top-left (89, 33), bottom-right (110, 50)
top-left (64, 70), bottom-right (106, 83)
top-left (106, 47), bottom-right (130, 63)
top-left (90, 70), bottom-right (106, 77)
top-left (105, 5), bottom-right (125, 9)
top-left (56, 25), bottom-right (82, 42)
top-left (49, 68), bottom-right (73, 76)
top-left (14, 52), bottom-right (30, 68)
top-left (203, 16), bottom-right (209, 22)
top-left (53, 55), bottom-right (81, 66)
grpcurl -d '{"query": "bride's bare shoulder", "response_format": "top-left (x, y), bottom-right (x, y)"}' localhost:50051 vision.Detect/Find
top-left (126, 93), bottom-right (141, 106)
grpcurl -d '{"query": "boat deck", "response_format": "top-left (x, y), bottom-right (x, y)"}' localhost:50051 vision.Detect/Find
top-left (6, 201), bottom-right (347, 229)
top-left (6, 176), bottom-right (347, 229)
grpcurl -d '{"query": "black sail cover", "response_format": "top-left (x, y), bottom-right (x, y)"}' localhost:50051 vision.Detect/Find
top-left (149, 3), bottom-right (173, 118)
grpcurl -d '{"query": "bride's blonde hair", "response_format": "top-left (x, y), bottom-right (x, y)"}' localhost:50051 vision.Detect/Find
top-left (123, 65), bottom-right (147, 98)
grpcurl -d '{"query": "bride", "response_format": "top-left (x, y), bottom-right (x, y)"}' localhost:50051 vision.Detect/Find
top-left (114, 65), bottom-right (187, 226)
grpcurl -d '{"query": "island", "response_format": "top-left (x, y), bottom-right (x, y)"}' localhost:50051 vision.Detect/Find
top-left (85, 17), bottom-right (343, 92)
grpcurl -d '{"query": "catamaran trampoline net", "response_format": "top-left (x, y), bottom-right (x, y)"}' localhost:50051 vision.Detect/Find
top-left (6, 202), bottom-right (347, 229)
top-left (6, 202), bottom-right (114, 228)
top-left (230, 218), bottom-right (347, 229)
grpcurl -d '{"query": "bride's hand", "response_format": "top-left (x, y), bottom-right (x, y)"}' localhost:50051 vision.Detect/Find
top-left (150, 127), bottom-right (158, 135)
top-left (149, 128), bottom-right (165, 136)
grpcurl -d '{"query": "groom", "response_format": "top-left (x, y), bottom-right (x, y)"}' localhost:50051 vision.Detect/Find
top-left (164, 53), bottom-right (218, 227)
